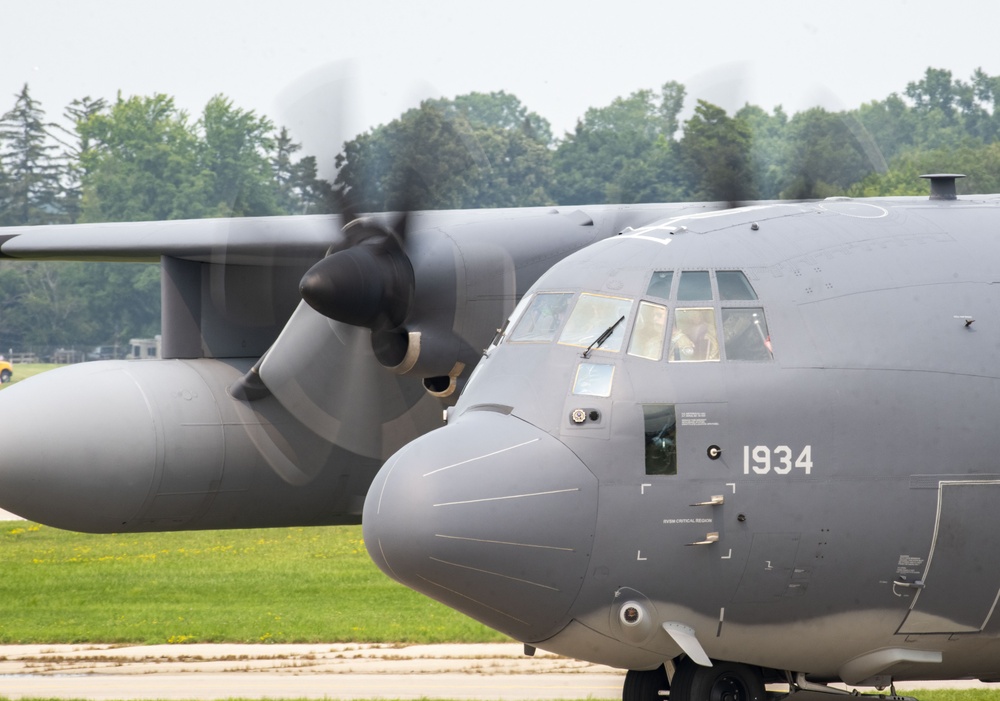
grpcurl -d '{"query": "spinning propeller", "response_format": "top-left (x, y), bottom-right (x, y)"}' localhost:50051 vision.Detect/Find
top-left (299, 213), bottom-right (416, 371)
top-left (228, 70), bottom-right (483, 469)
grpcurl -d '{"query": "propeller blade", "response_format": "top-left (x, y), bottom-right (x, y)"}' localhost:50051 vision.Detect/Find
top-left (256, 299), bottom-right (441, 460)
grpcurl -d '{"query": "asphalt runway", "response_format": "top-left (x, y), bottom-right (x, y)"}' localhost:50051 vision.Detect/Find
top-left (0, 643), bottom-right (995, 701)
top-left (0, 643), bottom-right (624, 700)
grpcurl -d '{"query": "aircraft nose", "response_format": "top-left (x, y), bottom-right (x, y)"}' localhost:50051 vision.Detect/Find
top-left (0, 362), bottom-right (157, 531)
top-left (363, 410), bottom-right (598, 642)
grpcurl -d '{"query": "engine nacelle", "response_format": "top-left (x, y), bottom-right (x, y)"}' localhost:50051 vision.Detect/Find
top-left (0, 359), bottom-right (388, 533)
top-left (378, 234), bottom-right (517, 395)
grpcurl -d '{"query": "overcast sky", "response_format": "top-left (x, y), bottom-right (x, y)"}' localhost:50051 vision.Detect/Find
top-left (3, 0), bottom-right (996, 173)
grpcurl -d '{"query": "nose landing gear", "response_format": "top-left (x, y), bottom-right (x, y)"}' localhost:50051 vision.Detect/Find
top-left (623, 659), bottom-right (765, 701)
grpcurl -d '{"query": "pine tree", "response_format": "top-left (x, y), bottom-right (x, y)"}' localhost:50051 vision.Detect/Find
top-left (57, 96), bottom-right (108, 223)
top-left (271, 126), bottom-right (302, 213)
top-left (0, 84), bottom-right (64, 225)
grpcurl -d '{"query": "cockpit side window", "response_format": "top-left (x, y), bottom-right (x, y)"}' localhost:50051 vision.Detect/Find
top-left (677, 271), bottom-right (712, 301)
top-left (643, 404), bottom-right (677, 475)
top-left (559, 293), bottom-right (632, 352)
top-left (627, 302), bottom-right (667, 361)
top-left (669, 308), bottom-right (720, 362)
top-left (508, 292), bottom-right (573, 343)
top-left (721, 308), bottom-right (773, 360)
top-left (490, 293), bottom-right (533, 349)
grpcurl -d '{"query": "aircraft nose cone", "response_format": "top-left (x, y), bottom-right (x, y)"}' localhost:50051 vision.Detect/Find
top-left (363, 410), bottom-right (598, 642)
top-left (0, 362), bottom-right (156, 531)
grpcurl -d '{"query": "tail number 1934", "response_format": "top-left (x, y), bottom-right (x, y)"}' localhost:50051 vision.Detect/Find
top-left (743, 445), bottom-right (813, 475)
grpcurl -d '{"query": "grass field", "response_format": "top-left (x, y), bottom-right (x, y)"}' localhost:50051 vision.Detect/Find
top-left (0, 362), bottom-right (61, 385)
top-left (0, 521), bottom-right (506, 644)
top-left (0, 363), bottom-right (503, 644)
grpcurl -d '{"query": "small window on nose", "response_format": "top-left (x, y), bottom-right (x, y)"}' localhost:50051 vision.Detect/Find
top-left (643, 404), bottom-right (677, 475)
top-left (572, 363), bottom-right (614, 397)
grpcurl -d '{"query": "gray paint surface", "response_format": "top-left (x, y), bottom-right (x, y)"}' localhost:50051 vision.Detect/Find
top-left (6, 194), bottom-right (1000, 695)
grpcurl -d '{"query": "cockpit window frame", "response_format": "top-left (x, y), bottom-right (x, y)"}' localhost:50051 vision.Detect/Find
top-left (557, 292), bottom-right (634, 353)
top-left (646, 271), bottom-right (675, 300)
top-left (637, 269), bottom-right (773, 363)
top-left (721, 307), bottom-right (773, 361)
top-left (489, 292), bottom-right (534, 350)
top-left (507, 291), bottom-right (575, 344)
top-left (716, 270), bottom-right (759, 301)
top-left (627, 301), bottom-right (668, 361)
top-left (676, 270), bottom-right (714, 302)
top-left (668, 307), bottom-right (721, 363)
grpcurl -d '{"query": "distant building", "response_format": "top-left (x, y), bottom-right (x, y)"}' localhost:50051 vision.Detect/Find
top-left (129, 335), bottom-right (161, 360)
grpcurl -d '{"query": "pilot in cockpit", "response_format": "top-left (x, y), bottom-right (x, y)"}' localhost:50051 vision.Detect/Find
top-left (669, 308), bottom-right (719, 362)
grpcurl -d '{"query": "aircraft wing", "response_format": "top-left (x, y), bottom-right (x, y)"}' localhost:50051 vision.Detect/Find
top-left (0, 206), bottom-right (648, 264)
top-left (0, 202), bottom-right (706, 532)
top-left (0, 215), bottom-right (338, 264)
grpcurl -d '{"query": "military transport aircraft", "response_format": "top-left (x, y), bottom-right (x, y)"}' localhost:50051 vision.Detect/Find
top-left (1, 174), bottom-right (999, 701)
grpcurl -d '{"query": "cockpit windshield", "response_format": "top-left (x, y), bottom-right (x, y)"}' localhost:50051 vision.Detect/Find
top-left (503, 272), bottom-right (770, 364)
top-left (508, 292), bottom-right (573, 343)
top-left (558, 293), bottom-right (632, 351)
top-left (627, 302), bottom-right (667, 361)
top-left (508, 291), bottom-right (633, 354)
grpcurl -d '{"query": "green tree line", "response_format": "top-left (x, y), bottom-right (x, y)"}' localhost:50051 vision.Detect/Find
top-left (2, 67), bottom-right (999, 356)
top-left (0, 87), bottom-right (331, 355)
top-left (334, 67), bottom-right (1000, 209)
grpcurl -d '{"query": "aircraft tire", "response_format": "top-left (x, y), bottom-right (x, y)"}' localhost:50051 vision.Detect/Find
top-left (670, 659), bottom-right (765, 701)
top-left (622, 665), bottom-right (669, 701)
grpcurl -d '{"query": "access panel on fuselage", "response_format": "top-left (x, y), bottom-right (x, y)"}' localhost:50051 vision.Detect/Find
top-left (897, 481), bottom-right (1000, 634)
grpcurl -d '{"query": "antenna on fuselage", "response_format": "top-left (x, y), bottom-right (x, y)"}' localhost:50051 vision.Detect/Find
top-left (920, 173), bottom-right (966, 200)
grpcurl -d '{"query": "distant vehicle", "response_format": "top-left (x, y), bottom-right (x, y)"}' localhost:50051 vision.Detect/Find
top-left (0, 360), bottom-right (12, 384)
top-left (86, 345), bottom-right (122, 361)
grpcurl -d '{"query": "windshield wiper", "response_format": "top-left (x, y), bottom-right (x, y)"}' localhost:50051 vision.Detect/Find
top-left (583, 315), bottom-right (625, 358)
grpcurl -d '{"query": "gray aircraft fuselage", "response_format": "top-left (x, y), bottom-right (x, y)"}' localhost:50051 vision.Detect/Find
top-left (4, 192), bottom-right (1000, 696)
top-left (363, 197), bottom-right (1000, 686)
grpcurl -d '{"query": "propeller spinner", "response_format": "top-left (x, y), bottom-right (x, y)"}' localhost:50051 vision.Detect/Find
top-left (300, 216), bottom-right (416, 368)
